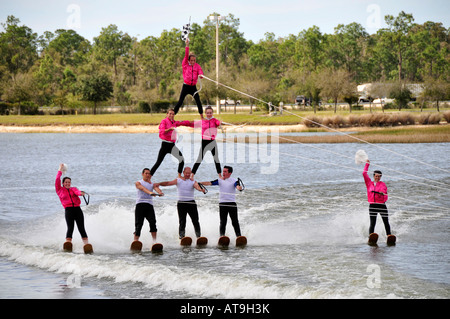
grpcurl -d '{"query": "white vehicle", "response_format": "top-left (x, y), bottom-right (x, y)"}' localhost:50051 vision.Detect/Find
top-left (373, 98), bottom-right (394, 104)
top-left (220, 98), bottom-right (241, 106)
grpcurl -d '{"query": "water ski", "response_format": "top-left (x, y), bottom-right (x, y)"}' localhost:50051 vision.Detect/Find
top-left (151, 243), bottom-right (163, 253)
top-left (218, 236), bottom-right (230, 247)
top-left (368, 233), bottom-right (379, 246)
top-left (63, 241), bottom-right (73, 252)
top-left (387, 234), bottom-right (397, 246)
top-left (83, 243), bottom-right (93, 254)
top-left (196, 236), bottom-right (208, 247)
top-left (236, 236), bottom-right (247, 247)
top-left (130, 240), bottom-right (143, 253)
top-left (180, 236), bottom-right (192, 246)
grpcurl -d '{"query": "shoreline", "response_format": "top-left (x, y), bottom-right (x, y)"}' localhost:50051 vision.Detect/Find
top-left (0, 124), bottom-right (448, 143)
top-left (0, 124), bottom-right (308, 134)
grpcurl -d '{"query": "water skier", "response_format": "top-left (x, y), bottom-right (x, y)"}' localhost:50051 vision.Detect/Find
top-left (134, 168), bottom-right (164, 243)
top-left (200, 166), bottom-right (243, 237)
top-left (191, 106), bottom-right (222, 180)
top-left (55, 164), bottom-right (90, 247)
top-left (173, 38), bottom-right (204, 117)
top-left (363, 160), bottom-right (392, 236)
top-left (154, 167), bottom-right (206, 239)
top-left (150, 108), bottom-right (193, 178)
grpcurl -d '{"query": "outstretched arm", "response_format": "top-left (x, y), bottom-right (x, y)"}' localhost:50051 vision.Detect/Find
top-left (154, 179), bottom-right (178, 187)
top-left (199, 179), bottom-right (219, 186)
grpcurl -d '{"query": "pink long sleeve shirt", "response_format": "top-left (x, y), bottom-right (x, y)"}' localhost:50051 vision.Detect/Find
top-left (158, 117), bottom-right (193, 143)
top-left (182, 47), bottom-right (203, 86)
top-left (363, 162), bottom-right (388, 204)
top-left (194, 117), bottom-right (221, 140)
top-left (55, 170), bottom-right (82, 208)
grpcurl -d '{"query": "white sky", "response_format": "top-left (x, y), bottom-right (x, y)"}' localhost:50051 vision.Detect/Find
top-left (1, 0), bottom-right (449, 42)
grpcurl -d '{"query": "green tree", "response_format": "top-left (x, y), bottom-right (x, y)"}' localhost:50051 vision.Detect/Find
top-left (422, 77), bottom-right (450, 112)
top-left (34, 53), bottom-right (63, 105)
top-left (384, 11), bottom-right (415, 80)
top-left (0, 16), bottom-right (38, 79)
top-left (295, 26), bottom-right (325, 72)
top-left (247, 32), bottom-right (280, 73)
top-left (2, 72), bottom-right (36, 114)
top-left (389, 81), bottom-right (412, 110)
top-left (93, 25), bottom-right (132, 77)
top-left (410, 22), bottom-right (449, 80)
top-left (318, 68), bottom-right (354, 113)
top-left (47, 29), bottom-right (91, 67)
top-left (215, 14), bottom-right (250, 66)
top-left (327, 23), bottom-right (369, 82)
top-left (79, 73), bottom-right (113, 114)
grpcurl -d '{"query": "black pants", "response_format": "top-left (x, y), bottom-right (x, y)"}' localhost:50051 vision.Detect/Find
top-left (177, 201), bottom-right (201, 239)
top-left (369, 203), bottom-right (391, 235)
top-left (65, 206), bottom-right (88, 239)
top-left (192, 139), bottom-right (221, 174)
top-left (174, 84), bottom-right (203, 115)
top-left (134, 203), bottom-right (157, 236)
top-left (150, 141), bottom-right (185, 175)
top-left (219, 202), bottom-right (241, 237)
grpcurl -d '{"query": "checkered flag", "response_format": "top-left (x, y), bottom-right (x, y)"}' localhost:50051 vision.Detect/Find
top-left (181, 23), bottom-right (191, 41)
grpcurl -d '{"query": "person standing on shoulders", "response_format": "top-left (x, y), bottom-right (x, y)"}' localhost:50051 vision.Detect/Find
top-left (190, 106), bottom-right (222, 180)
top-left (150, 108), bottom-right (193, 178)
top-left (173, 38), bottom-right (204, 117)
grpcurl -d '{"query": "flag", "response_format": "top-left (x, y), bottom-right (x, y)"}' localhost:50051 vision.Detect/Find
top-left (181, 23), bottom-right (190, 41)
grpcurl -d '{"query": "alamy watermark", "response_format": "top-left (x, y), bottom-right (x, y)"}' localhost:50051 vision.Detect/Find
top-left (366, 264), bottom-right (381, 289)
top-left (66, 4), bottom-right (81, 30)
top-left (173, 128), bottom-right (280, 175)
top-left (366, 4), bottom-right (382, 31)
top-left (66, 265), bottom-right (82, 288)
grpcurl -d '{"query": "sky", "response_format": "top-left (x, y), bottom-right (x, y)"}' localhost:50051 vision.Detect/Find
top-left (1, 0), bottom-right (449, 42)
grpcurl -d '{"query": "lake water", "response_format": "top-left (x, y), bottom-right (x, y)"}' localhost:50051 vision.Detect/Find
top-left (0, 131), bottom-right (448, 300)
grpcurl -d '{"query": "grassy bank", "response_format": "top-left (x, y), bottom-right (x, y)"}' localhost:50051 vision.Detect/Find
top-left (228, 125), bottom-right (450, 144)
top-left (1, 111), bottom-right (449, 143)
top-left (0, 112), bottom-right (309, 126)
top-left (1, 109), bottom-right (449, 126)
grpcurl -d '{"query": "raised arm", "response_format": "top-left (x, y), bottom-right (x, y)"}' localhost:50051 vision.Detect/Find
top-left (55, 169), bottom-right (63, 192)
top-left (182, 41), bottom-right (190, 67)
top-left (362, 160), bottom-right (372, 186)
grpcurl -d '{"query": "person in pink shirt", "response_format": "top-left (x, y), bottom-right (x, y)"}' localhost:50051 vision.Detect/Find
top-left (173, 38), bottom-right (204, 118)
top-left (362, 159), bottom-right (391, 236)
top-left (150, 108), bottom-right (193, 177)
top-left (191, 106), bottom-right (222, 179)
top-left (55, 164), bottom-right (90, 246)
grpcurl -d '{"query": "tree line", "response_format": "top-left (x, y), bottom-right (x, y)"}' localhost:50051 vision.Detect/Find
top-left (0, 11), bottom-right (448, 115)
